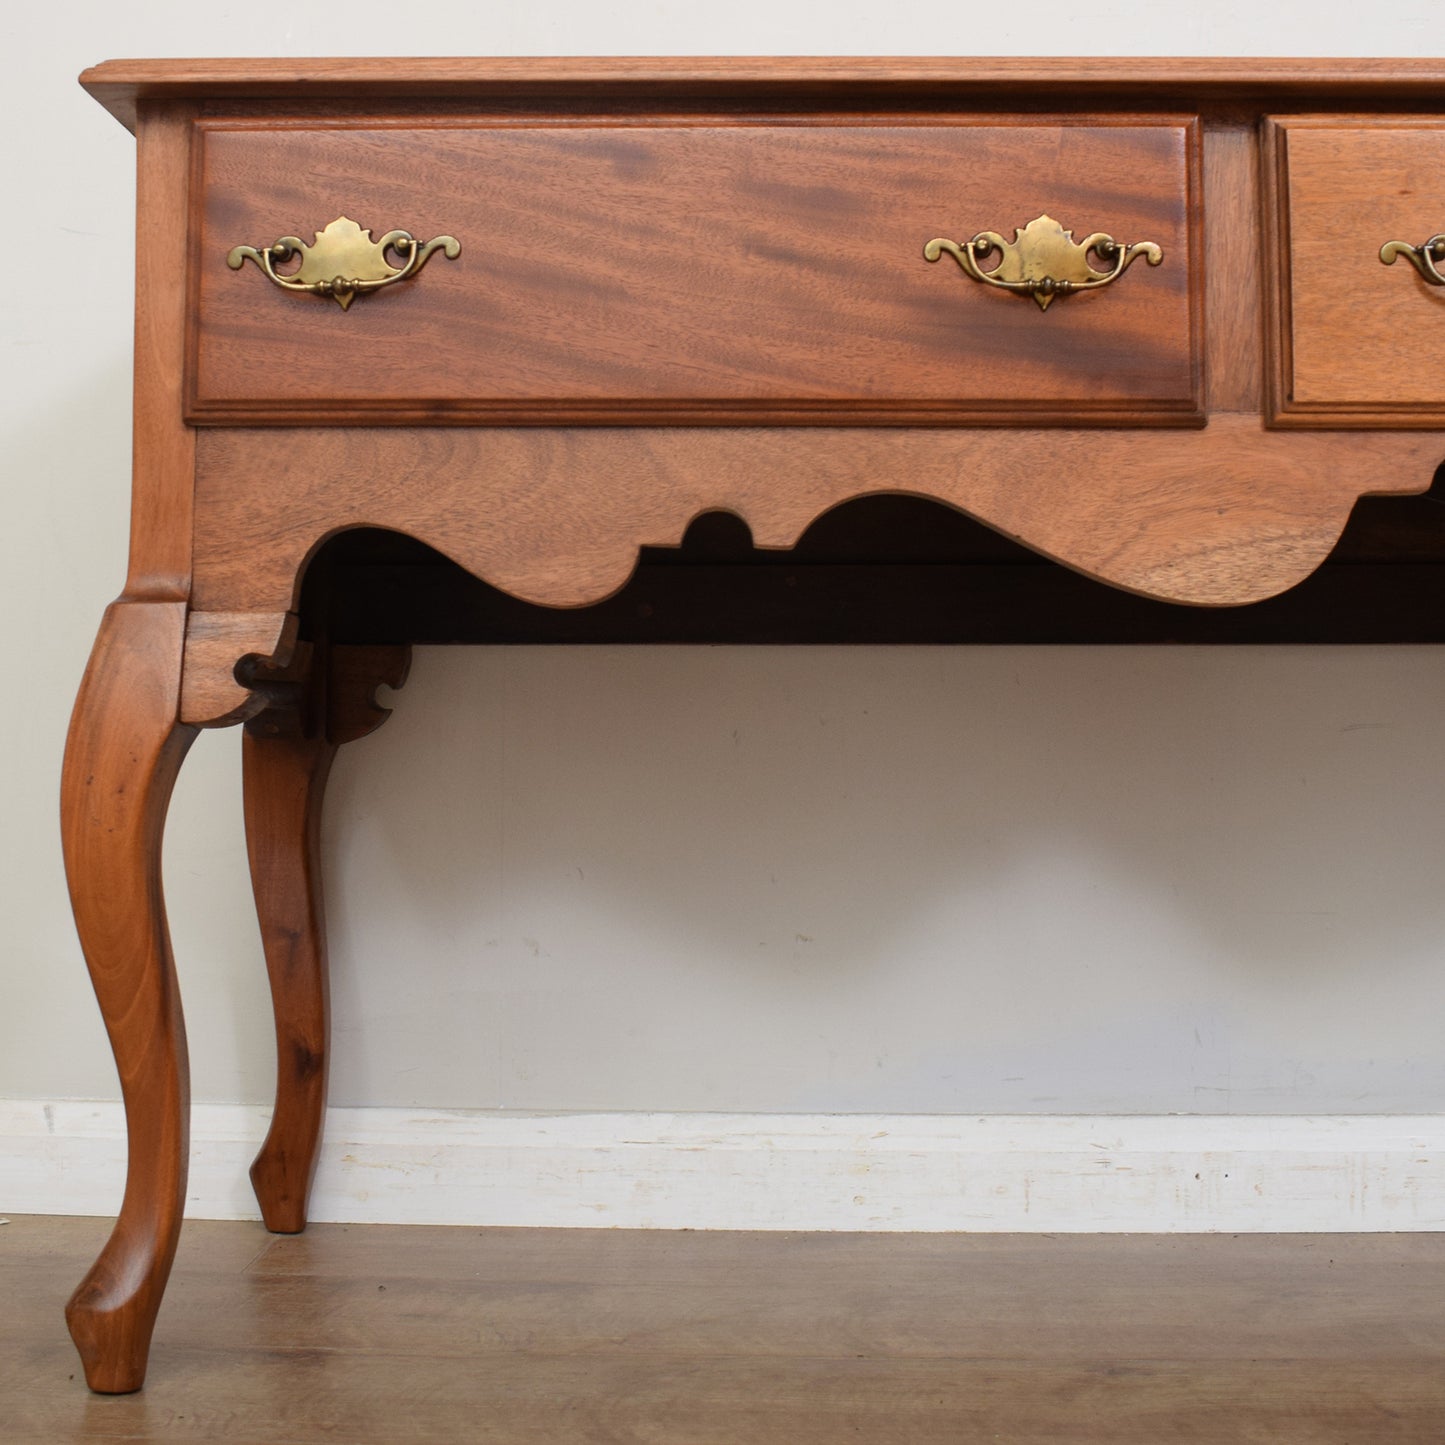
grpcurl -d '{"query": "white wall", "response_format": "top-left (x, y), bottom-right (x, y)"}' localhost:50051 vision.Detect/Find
top-left (7, 5), bottom-right (1445, 1142)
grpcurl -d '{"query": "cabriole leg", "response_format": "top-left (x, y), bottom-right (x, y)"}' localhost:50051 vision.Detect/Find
top-left (244, 642), bottom-right (410, 1233)
top-left (61, 600), bottom-right (196, 1394)
top-left (243, 718), bottom-right (337, 1233)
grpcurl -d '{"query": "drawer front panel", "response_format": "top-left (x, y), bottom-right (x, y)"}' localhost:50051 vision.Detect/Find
top-left (191, 117), bottom-right (1201, 425)
top-left (1271, 117), bottom-right (1445, 426)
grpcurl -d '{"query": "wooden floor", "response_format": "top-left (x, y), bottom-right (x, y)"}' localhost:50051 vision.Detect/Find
top-left (6, 1217), bottom-right (1445, 1443)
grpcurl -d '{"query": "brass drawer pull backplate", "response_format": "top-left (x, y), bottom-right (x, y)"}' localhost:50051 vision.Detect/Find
top-left (227, 215), bottom-right (461, 310)
top-left (925, 213), bottom-right (1163, 311)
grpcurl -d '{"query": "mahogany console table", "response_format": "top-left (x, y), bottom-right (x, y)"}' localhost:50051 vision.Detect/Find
top-left (65, 57), bottom-right (1445, 1392)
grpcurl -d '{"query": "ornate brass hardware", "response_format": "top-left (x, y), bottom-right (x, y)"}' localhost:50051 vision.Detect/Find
top-left (924, 214), bottom-right (1163, 311)
top-left (226, 215), bottom-right (460, 310)
top-left (1379, 234), bottom-right (1445, 286)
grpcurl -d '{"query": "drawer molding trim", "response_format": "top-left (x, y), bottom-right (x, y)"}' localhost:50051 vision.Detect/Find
top-left (187, 114), bottom-right (1204, 429)
top-left (1265, 114), bottom-right (1445, 428)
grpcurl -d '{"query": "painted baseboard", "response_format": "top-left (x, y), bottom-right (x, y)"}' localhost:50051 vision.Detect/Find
top-left (3, 1101), bottom-right (1443, 1231)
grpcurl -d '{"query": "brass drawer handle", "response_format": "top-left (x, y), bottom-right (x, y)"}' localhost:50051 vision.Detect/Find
top-left (1380, 234), bottom-right (1445, 286)
top-left (227, 215), bottom-right (460, 310)
top-left (924, 213), bottom-right (1162, 311)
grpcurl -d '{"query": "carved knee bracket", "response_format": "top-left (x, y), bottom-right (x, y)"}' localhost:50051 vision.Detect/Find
top-left (242, 641), bottom-right (412, 745)
top-left (179, 608), bottom-right (410, 739)
top-left (180, 611), bottom-right (299, 727)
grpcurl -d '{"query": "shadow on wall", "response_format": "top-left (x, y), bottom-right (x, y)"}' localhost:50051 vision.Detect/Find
top-left (318, 643), bottom-right (1445, 1115)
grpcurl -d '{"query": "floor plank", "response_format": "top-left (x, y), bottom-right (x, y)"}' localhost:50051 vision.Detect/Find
top-left (5, 1216), bottom-right (1445, 1443)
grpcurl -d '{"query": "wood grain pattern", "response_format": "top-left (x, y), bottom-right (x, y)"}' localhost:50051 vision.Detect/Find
top-left (1202, 121), bottom-right (1263, 414)
top-left (188, 420), bottom-right (1444, 632)
top-left (12, 1219), bottom-right (1445, 1440)
top-left (192, 117), bottom-right (1200, 427)
top-left (1269, 116), bottom-right (1445, 426)
top-left (179, 610), bottom-right (296, 726)
top-left (125, 104), bottom-right (196, 602)
top-left (59, 602), bottom-right (196, 1394)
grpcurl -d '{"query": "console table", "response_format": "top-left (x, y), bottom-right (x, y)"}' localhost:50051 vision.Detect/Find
top-left (65, 57), bottom-right (1445, 1392)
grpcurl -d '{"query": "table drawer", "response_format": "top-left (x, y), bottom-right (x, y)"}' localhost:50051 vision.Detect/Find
top-left (190, 116), bottom-right (1201, 426)
top-left (1269, 116), bottom-right (1445, 426)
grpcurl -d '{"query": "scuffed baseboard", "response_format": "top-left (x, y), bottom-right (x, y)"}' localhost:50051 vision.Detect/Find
top-left (4, 1101), bottom-right (1442, 1231)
